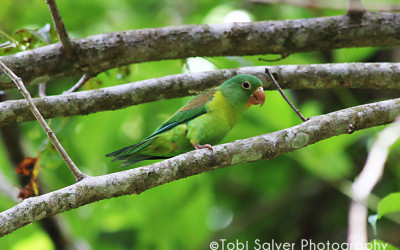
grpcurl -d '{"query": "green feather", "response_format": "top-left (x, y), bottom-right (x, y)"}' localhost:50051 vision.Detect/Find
top-left (148, 89), bottom-right (217, 138)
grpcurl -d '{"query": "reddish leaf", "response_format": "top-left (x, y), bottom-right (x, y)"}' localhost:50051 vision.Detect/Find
top-left (16, 156), bottom-right (40, 200)
top-left (16, 157), bottom-right (36, 176)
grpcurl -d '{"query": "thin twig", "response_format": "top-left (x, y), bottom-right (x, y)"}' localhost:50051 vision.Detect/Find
top-left (0, 61), bottom-right (87, 181)
top-left (265, 68), bottom-right (308, 122)
top-left (63, 74), bottom-right (91, 94)
top-left (46, 0), bottom-right (73, 56)
top-left (39, 83), bottom-right (47, 98)
top-left (348, 117), bottom-right (400, 244)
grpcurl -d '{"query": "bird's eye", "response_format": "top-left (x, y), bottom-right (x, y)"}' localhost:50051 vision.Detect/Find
top-left (242, 81), bottom-right (251, 89)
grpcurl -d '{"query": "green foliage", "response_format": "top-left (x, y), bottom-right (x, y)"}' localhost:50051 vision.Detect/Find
top-left (0, 24), bottom-right (58, 56)
top-left (378, 193), bottom-right (400, 219)
top-left (1, 0), bottom-right (400, 249)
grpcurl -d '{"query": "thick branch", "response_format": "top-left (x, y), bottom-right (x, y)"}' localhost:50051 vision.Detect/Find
top-left (1, 97), bottom-right (399, 237)
top-left (1, 11), bottom-right (400, 88)
top-left (0, 63), bottom-right (400, 127)
top-left (348, 118), bottom-right (400, 244)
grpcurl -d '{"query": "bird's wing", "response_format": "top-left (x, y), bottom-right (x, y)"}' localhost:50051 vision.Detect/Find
top-left (105, 89), bottom-right (217, 159)
top-left (146, 88), bottom-right (217, 139)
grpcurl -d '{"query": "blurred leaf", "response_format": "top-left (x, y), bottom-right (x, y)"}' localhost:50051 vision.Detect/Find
top-left (16, 156), bottom-right (41, 200)
top-left (85, 77), bottom-right (103, 90)
top-left (377, 192), bottom-right (400, 219)
top-left (226, 56), bottom-right (254, 67)
top-left (0, 24), bottom-right (57, 56)
top-left (334, 47), bottom-right (377, 63)
top-left (203, 57), bottom-right (224, 69)
top-left (10, 231), bottom-right (54, 250)
top-left (14, 29), bottom-right (46, 47)
top-left (36, 23), bottom-right (53, 44)
top-left (116, 65), bottom-right (132, 80)
top-left (0, 29), bottom-right (19, 55)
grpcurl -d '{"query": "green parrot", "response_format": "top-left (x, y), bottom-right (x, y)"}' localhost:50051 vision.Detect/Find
top-left (106, 74), bottom-right (265, 167)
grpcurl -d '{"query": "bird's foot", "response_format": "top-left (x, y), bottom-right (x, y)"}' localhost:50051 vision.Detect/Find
top-left (192, 143), bottom-right (214, 152)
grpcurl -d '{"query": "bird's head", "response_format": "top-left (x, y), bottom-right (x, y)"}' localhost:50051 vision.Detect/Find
top-left (218, 74), bottom-right (265, 108)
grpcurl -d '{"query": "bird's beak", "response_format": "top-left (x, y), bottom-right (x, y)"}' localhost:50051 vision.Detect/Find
top-left (248, 87), bottom-right (265, 107)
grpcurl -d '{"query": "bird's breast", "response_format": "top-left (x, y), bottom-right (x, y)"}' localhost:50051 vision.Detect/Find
top-left (207, 91), bottom-right (246, 127)
top-left (186, 91), bottom-right (246, 145)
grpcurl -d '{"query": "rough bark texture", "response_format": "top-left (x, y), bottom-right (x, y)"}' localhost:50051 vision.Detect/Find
top-left (1, 11), bottom-right (400, 88)
top-left (0, 63), bottom-right (399, 127)
top-left (46, 0), bottom-right (73, 56)
top-left (1, 97), bottom-right (399, 237)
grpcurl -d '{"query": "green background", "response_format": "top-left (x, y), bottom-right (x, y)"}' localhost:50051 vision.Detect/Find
top-left (1, 0), bottom-right (400, 249)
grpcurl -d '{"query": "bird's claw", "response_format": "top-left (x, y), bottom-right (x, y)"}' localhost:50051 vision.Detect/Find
top-left (193, 143), bottom-right (214, 152)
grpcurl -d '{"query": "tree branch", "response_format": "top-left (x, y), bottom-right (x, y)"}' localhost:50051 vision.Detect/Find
top-left (348, 117), bottom-right (400, 244)
top-left (0, 97), bottom-right (399, 237)
top-left (1, 11), bottom-right (400, 88)
top-left (63, 74), bottom-right (91, 94)
top-left (0, 61), bottom-right (87, 181)
top-left (0, 63), bottom-right (399, 127)
top-left (46, 0), bottom-right (73, 56)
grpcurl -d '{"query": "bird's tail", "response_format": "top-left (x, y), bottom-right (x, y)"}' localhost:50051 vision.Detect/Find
top-left (105, 144), bottom-right (135, 158)
top-left (106, 137), bottom-right (156, 159)
top-left (106, 137), bottom-right (167, 167)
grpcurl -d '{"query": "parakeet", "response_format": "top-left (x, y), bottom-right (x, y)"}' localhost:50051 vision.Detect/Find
top-left (106, 74), bottom-right (265, 167)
